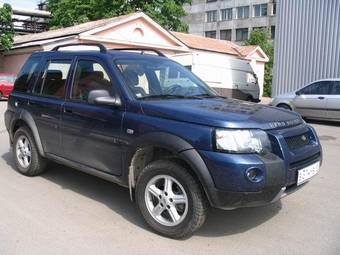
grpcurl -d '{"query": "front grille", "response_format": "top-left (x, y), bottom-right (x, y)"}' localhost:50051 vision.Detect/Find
top-left (285, 132), bottom-right (310, 150)
top-left (289, 152), bottom-right (321, 169)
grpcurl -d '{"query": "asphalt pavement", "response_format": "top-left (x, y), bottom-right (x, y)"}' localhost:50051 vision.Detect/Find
top-left (0, 101), bottom-right (339, 255)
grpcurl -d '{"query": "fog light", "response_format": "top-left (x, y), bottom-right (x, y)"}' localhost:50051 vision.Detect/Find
top-left (245, 168), bottom-right (264, 183)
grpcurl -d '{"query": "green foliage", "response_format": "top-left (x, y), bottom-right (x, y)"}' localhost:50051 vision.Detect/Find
top-left (0, 3), bottom-right (14, 51)
top-left (47, 0), bottom-right (191, 32)
top-left (245, 28), bottom-right (274, 97)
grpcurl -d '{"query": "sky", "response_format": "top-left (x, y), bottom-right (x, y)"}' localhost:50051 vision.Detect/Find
top-left (0, 0), bottom-right (38, 10)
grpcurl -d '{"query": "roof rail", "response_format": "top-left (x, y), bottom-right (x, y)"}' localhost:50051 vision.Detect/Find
top-left (111, 48), bottom-right (166, 57)
top-left (51, 43), bottom-right (107, 53)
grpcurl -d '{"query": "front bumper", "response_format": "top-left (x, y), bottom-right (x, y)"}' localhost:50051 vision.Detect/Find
top-left (200, 124), bottom-right (322, 209)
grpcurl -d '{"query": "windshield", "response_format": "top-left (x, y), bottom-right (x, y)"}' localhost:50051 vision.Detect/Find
top-left (0, 75), bottom-right (16, 83)
top-left (115, 58), bottom-right (217, 99)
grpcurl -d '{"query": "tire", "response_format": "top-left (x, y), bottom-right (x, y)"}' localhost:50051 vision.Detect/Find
top-left (13, 127), bottom-right (47, 176)
top-left (135, 160), bottom-right (208, 239)
top-left (277, 103), bottom-right (292, 111)
top-left (246, 95), bottom-right (253, 102)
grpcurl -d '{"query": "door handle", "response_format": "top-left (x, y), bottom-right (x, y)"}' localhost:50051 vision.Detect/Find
top-left (318, 96), bottom-right (325, 100)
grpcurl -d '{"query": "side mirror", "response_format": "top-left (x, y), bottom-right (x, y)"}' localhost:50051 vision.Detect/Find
top-left (88, 90), bottom-right (121, 106)
top-left (295, 90), bottom-right (301, 96)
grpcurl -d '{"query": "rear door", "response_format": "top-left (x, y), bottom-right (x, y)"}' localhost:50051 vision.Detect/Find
top-left (293, 81), bottom-right (331, 118)
top-left (60, 57), bottom-right (124, 175)
top-left (326, 81), bottom-right (340, 120)
top-left (29, 57), bottom-right (73, 156)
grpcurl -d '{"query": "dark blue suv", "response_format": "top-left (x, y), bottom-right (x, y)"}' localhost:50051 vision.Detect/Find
top-left (5, 44), bottom-right (322, 238)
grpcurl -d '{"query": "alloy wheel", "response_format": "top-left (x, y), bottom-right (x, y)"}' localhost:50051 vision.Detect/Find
top-left (145, 175), bottom-right (189, 227)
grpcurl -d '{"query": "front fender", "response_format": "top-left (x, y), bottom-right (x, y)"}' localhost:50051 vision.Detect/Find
top-left (126, 132), bottom-right (216, 205)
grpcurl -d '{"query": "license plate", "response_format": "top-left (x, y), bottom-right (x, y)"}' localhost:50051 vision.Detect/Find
top-left (297, 161), bottom-right (320, 186)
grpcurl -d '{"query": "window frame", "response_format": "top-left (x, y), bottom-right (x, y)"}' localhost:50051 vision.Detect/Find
top-left (221, 8), bottom-right (232, 21)
top-left (272, 2), bottom-right (277, 15)
top-left (236, 6), bottom-right (249, 19)
top-left (32, 57), bottom-right (73, 99)
top-left (13, 56), bottom-right (43, 93)
top-left (331, 81), bottom-right (340, 95)
top-left (236, 28), bottom-right (249, 41)
top-left (206, 10), bottom-right (218, 23)
top-left (68, 56), bottom-right (115, 104)
top-left (253, 3), bottom-right (268, 17)
top-left (205, 30), bottom-right (217, 38)
top-left (299, 81), bottom-right (332, 95)
top-left (220, 29), bottom-right (232, 41)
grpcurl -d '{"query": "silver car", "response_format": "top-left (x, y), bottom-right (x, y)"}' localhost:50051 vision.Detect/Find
top-left (271, 79), bottom-right (340, 121)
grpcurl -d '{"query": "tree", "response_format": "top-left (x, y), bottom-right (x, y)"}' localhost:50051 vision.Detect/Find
top-left (245, 28), bottom-right (274, 97)
top-left (47, 0), bottom-right (191, 32)
top-left (0, 3), bottom-right (14, 51)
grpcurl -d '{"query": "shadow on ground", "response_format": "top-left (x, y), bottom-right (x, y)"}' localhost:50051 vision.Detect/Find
top-left (1, 150), bottom-right (282, 238)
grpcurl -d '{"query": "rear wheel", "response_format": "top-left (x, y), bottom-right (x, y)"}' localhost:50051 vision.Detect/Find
top-left (136, 160), bottom-right (208, 239)
top-left (13, 127), bottom-right (47, 176)
top-left (277, 103), bottom-right (292, 111)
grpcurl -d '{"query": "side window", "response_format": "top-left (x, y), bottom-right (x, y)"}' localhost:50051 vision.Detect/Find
top-left (331, 81), bottom-right (340, 95)
top-left (71, 60), bottom-right (112, 102)
top-left (301, 81), bottom-right (330, 95)
top-left (13, 57), bottom-right (41, 92)
top-left (34, 60), bottom-right (71, 98)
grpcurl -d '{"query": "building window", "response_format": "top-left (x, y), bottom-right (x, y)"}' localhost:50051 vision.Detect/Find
top-left (271, 26), bottom-right (275, 39)
top-left (272, 3), bottom-right (277, 15)
top-left (236, 6), bottom-right (249, 19)
top-left (236, 28), bottom-right (249, 41)
top-left (206, 10), bottom-right (217, 22)
top-left (254, 4), bottom-right (268, 17)
top-left (221, 8), bottom-right (232, 21)
top-left (220, 29), bottom-right (232, 41)
top-left (205, 30), bottom-right (217, 38)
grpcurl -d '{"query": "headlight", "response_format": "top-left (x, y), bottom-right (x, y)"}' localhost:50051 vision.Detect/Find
top-left (215, 129), bottom-right (271, 154)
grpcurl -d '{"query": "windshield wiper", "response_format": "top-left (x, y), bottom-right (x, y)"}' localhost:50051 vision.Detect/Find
top-left (140, 94), bottom-right (203, 100)
top-left (193, 94), bottom-right (227, 99)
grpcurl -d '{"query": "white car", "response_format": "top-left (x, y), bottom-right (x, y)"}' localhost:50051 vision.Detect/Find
top-left (271, 79), bottom-right (340, 121)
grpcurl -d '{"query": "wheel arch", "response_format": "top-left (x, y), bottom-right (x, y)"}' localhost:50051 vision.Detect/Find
top-left (126, 132), bottom-right (215, 205)
top-left (11, 110), bottom-right (45, 157)
top-left (274, 100), bottom-right (295, 110)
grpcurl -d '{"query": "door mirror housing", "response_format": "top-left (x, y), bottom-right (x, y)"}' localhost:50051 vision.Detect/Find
top-left (88, 90), bottom-right (121, 106)
top-left (295, 90), bottom-right (302, 96)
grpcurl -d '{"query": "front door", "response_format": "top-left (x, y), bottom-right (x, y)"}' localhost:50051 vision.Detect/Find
top-left (60, 57), bottom-right (124, 175)
top-left (293, 81), bottom-right (331, 118)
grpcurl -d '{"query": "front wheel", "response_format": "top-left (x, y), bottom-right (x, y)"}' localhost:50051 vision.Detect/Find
top-left (136, 160), bottom-right (208, 239)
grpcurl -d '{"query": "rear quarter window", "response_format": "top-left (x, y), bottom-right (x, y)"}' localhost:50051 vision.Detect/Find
top-left (13, 56), bottom-right (42, 93)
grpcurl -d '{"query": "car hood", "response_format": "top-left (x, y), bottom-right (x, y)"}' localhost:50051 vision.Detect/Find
top-left (140, 98), bottom-right (302, 130)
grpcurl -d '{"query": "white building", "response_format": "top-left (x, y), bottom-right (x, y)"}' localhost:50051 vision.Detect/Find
top-left (183, 0), bottom-right (276, 43)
